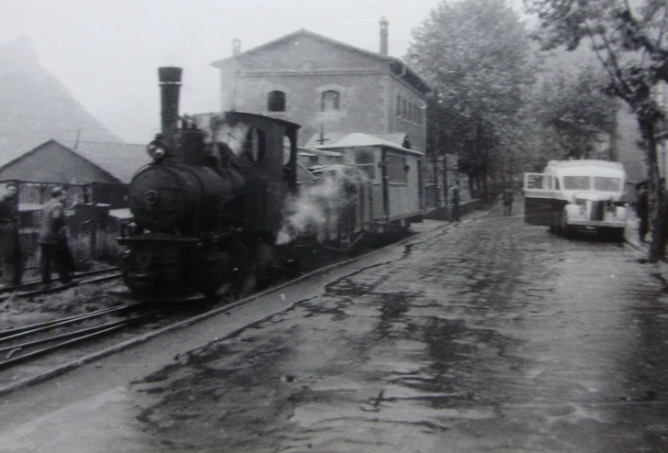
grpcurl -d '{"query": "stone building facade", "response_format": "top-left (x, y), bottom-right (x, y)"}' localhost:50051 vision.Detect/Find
top-left (211, 24), bottom-right (430, 152)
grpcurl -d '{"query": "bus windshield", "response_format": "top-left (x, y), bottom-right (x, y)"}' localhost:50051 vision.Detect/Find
top-left (594, 177), bottom-right (621, 192)
top-left (563, 176), bottom-right (590, 190)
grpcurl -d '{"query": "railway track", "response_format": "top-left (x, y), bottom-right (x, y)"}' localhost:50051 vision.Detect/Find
top-left (0, 225), bottom-right (435, 394)
top-left (0, 267), bottom-right (122, 301)
top-left (0, 303), bottom-right (157, 371)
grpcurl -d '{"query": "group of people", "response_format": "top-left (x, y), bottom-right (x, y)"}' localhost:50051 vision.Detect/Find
top-left (0, 183), bottom-right (76, 287)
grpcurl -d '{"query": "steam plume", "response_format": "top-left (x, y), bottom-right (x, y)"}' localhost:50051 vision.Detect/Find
top-left (277, 165), bottom-right (367, 245)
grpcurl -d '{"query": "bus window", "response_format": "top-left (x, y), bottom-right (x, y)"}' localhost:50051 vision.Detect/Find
top-left (526, 174), bottom-right (552, 190)
top-left (594, 177), bottom-right (621, 192)
top-left (563, 176), bottom-right (590, 190)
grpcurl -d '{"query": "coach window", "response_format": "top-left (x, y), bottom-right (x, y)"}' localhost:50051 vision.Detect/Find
top-left (268, 91), bottom-right (286, 112)
top-left (388, 154), bottom-right (408, 184)
top-left (355, 148), bottom-right (376, 179)
top-left (321, 90), bottom-right (340, 111)
top-left (244, 128), bottom-right (266, 163)
top-left (283, 135), bottom-right (293, 166)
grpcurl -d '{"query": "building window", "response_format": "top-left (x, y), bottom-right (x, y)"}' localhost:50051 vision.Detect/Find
top-left (268, 91), bottom-right (286, 112)
top-left (403, 100), bottom-right (407, 119)
top-left (321, 90), bottom-right (340, 111)
top-left (397, 96), bottom-right (401, 117)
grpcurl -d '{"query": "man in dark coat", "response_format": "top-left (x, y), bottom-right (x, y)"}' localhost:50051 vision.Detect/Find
top-left (503, 187), bottom-right (514, 216)
top-left (636, 183), bottom-right (649, 243)
top-left (38, 187), bottom-right (75, 285)
top-left (0, 182), bottom-right (22, 286)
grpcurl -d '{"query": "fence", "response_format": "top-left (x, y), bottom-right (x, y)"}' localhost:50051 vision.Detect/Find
top-left (1, 181), bottom-right (130, 277)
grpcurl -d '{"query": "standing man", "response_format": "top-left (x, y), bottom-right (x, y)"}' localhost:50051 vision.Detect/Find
top-left (451, 180), bottom-right (461, 222)
top-left (0, 182), bottom-right (22, 286)
top-left (503, 186), bottom-right (514, 216)
top-left (38, 187), bottom-right (75, 285)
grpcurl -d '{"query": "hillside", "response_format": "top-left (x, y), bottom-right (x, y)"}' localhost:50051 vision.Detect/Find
top-left (0, 36), bottom-right (123, 168)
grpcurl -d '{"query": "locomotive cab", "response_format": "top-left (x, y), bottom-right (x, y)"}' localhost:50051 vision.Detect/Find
top-left (119, 67), bottom-right (301, 301)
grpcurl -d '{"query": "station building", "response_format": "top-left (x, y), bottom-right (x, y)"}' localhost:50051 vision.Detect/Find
top-left (211, 19), bottom-right (431, 153)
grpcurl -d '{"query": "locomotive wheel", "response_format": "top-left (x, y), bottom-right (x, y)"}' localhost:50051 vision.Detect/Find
top-left (239, 240), bottom-right (278, 295)
top-left (230, 239), bottom-right (255, 296)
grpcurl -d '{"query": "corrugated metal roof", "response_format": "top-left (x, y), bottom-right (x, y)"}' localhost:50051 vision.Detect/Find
top-left (73, 141), bottom-right (150, 184)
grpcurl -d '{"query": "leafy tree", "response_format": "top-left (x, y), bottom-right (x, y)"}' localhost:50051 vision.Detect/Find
top-left (407, 0), bottom-right (536, 201)
top-left (525, 0), bottom-right (668, 261)
top-left (533, 65), bottom-right (619, 160)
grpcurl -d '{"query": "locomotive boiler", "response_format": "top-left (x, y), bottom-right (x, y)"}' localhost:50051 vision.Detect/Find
top-left (119, 67), bottom-right (301, 300)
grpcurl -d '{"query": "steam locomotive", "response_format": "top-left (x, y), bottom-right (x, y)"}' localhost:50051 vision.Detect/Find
top-left (119, 67), bottom-right (425, 301)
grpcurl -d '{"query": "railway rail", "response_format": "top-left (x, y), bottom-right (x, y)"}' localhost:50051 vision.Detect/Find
top-left (0, 223), bottom-right (432, 394)
top-left (0, 267), bottom-right (122, 301)
top-left (0, 304), bottom-right (153, 370)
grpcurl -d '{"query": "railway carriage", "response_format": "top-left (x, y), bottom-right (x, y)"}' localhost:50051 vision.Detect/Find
top-left (317, 133), bottom-right (425, 233)
top-left (524, 160), bottom-right (628, 239)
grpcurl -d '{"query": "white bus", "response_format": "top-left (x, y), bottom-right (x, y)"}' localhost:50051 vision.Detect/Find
top-left (524, 160), bottom-right (628, 239)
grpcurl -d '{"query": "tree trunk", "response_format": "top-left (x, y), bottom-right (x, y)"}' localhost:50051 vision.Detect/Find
top-left (640, 119), bottom-right (666, 262)
top-left (481, 169), bottom-right (489, 203)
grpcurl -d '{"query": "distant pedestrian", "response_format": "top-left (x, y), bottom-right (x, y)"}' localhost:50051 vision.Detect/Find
top-left (502, 187), bottom-right (514, 216)
top-left (0, 182), bottom-right (22, 286)
top-left (38, 187), bottom-right (75, 285)
top-left (451, 181), bottom-right (461, 222)
top-left (636, 183), bottom-right (649, 243)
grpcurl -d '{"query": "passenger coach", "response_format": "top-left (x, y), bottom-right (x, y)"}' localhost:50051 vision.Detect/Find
top-left (317, 132), bottom-right (425, 233)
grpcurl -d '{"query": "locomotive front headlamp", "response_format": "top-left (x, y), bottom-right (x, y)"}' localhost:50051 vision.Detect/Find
top-left (147, 138), bottom-right (169, 161)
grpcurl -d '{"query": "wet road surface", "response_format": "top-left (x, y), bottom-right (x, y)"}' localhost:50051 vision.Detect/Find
top-left (2, 203), bottom-right (668, 452)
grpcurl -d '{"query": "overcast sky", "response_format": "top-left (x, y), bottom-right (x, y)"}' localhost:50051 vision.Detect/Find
top-left (1, 0), bottom-right (527, 144)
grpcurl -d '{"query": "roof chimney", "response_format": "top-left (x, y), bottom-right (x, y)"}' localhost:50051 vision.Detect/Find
top-left (380, 16), bottom-right (389, 56)
top-left (233, 39), bottom-right (241, 56)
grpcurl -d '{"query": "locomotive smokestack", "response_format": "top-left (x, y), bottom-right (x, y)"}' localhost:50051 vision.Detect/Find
top-left (379, 16), bottom-right (389, 56)
top-left (158, 66), bottom-right (182, 148)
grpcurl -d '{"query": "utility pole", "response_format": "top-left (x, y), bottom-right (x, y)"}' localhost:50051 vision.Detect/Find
top-left (316, 123), bottom-right (329, 146)
top-left (443, 143), bottom-right (448, 207)
top-left (433, 124), bottom-right (440, 207)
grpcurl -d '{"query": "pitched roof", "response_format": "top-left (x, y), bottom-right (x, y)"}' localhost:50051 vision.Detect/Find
top-left (307, 131), bottom-right (413, 152)
top-left (73, 141), bottom-right (150, 183)
top-left (317, 132), bottom-right (423, 155)
top-left (303, 132), bottom-right (347, 149)
top-left (213, 29), bottom-right (394, 68)
top-left (0, 139), bottom-right (149, 184)
top-left (212, 29), bottom-right (430, 93)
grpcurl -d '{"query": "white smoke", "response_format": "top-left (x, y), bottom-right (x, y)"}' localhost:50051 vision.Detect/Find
top-left (192, 113), bottom-right (249, 157)
top-left (277, 164), bottom-right (368, 245)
